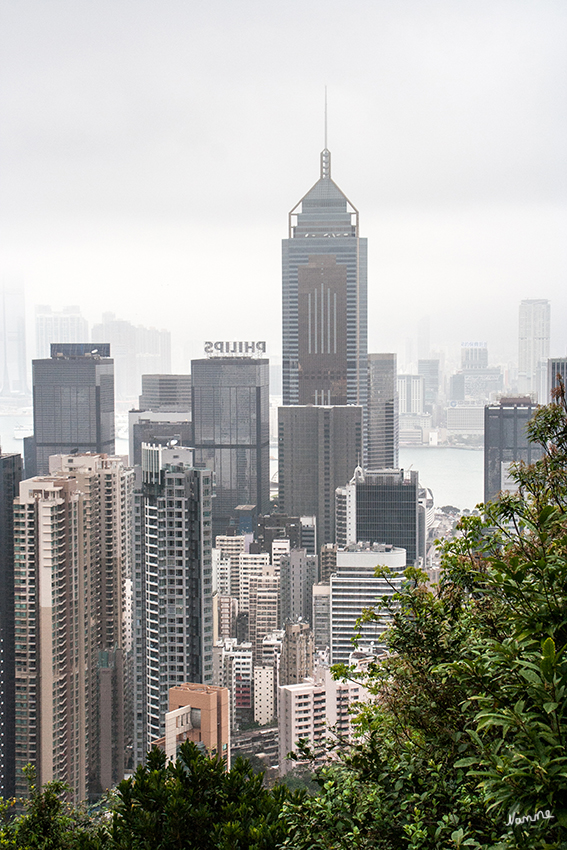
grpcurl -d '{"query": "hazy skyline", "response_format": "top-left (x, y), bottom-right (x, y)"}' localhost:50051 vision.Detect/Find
top-left (1, 0), bottom-right (566, 372)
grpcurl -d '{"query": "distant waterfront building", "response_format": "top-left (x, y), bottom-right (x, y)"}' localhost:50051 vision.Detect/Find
top-left (417, 359), bottom-right (439, 414)
top-left (397, 374), bottom-right (424, 415)
top-left (335, 467), bottom-right (421, 565)
top-left (1, 284), bottom-right (28, 398)
top-left (29, 343), bottom-right (114, 476)
top-left (367, 353), bottom-right (398, 469)
top-left (13, 454), bottom-right (132, 801)
top-left (518, 299), bottom-right (550, 400)
top-left (282, 147), bottom-right (367, 413)
top-left (278, 405), bottom-right (363, 545)
top-left (330, 543), bottom-right (406, 664)
top-left (139, 374), bottom-right (192, 411)
top-left (445, 405), bottom-right (484, 437)
top-left (484, 398), bottom-right (543, 503)
top-left (461, 342), bottom-right (488, 371)
top-left (0, 451), bottom-right (23, 797)
top-left (35, 305), bottom-right (89, 360)
top-left (192, 357), bottom-right (270, 537)
top-left (132, 444), bottom-right (213, 765)
top-left (92, 312), bottom-right (171, 402)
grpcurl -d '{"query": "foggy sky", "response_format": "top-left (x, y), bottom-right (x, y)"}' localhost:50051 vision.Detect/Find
top-left (1, 0), bottom-right (566, 372)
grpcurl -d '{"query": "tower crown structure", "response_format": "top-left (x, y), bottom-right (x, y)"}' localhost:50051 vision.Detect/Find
top-left (282, 148), bottom-right (367, 410)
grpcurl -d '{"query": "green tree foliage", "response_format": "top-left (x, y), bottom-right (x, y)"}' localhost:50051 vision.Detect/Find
top-left (0, 766), bottom-right (104, 849)
top-left (108, 741), bottom-right (303, 849)
top-left (283, 392), bottom-right (567, 849)
top-left (1, 746), bottom-right (302, 850)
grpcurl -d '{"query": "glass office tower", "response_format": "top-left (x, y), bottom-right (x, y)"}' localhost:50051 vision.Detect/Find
top-left (282, 148), bottom-right (367, 411)
top-left (191, 357), bottom-right (269, 536)
top-left (484, 399), bottom-right (542, 503)
top-left (30, 343), bottom-right (115, 475)
top-left (0, 451), bottom-right (23, 797)
top-left (335, 468), bottom-right (420, 565)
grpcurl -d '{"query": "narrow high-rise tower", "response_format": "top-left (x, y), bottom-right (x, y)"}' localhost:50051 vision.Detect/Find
top-left (282, 149), bottom-right (367, 410)
top-left (518, 299), bottom-right (550, 400)
top-left (367, 353), bottom-right (398, 469)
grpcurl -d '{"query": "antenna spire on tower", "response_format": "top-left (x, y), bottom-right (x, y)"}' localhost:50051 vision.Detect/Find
top-left (324, 85), bottom-right (328, 149)
top-left (320, 86), bottom-right (331, 178)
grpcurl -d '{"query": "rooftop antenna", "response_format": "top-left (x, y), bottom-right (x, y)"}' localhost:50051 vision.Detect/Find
top-left (321, 86), bottom-right (331, 178)
top-left (324, 85), bottom-right (328, 149)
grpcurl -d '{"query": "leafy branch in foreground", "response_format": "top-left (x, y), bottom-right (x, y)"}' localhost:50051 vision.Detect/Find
top-left (283, 391), bottom-right (567, 849)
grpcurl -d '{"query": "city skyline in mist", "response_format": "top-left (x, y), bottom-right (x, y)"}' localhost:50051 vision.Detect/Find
top-left (1, 0), bottom-right (566, 372)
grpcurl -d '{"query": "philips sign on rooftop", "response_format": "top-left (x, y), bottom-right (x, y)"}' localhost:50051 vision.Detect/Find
top-left (204, 341), bottom-right (267, 357)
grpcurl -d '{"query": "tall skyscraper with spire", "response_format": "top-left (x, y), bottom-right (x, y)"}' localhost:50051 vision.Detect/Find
top-left (282, 147), bottom-right (367, 410)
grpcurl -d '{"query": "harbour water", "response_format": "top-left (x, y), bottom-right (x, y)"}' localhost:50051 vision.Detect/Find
top-left (0, 412), bottom-right (485, 512)
top-left (400, 446), bottom-right (484, 512)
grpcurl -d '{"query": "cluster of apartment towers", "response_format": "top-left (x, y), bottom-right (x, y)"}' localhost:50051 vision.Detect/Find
top-left (1, 147), bottom-right (565, 802)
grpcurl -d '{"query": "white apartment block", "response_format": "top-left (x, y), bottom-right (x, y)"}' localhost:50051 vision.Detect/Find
top-left (278, 665), bottom-right (367, 776)
top-left (254, 665), bottom-right (275, 725)
top-left (212, 639), bottom-right (253, 731)
top-left (271, 538), bottom-right (290, 572)
top-left (238, 552), bottom-right (271, 613)
top-left (215, 534), bottom-right (246, 598)
top-left (212, 548), bottom-right (231, 595)
top-left (249, 574), bottom-right (280, 666)
top-left (330, 544), bottom-right (406, 665)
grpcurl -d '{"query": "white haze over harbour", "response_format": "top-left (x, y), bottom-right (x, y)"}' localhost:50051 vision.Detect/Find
top-left (400, 446), bottom-right (484, 512)
top-left (1, 0), bottom-right (566, 371)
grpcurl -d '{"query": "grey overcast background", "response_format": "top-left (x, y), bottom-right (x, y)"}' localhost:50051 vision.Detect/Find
top-left (1, 0), bottom-right (566, 371)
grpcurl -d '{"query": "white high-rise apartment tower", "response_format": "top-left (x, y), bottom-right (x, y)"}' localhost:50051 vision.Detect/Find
top-left (518, 299), bottom-right (550, 400)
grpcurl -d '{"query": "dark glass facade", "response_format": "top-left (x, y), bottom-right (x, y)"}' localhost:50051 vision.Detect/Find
top-left (282, 149), bottom-right (367, 413)
top-left (278, 404), bottom-right (363, 546)
top-left (355, 470), bottom-right (419, 565)
top-left (0, 452), bottom-right (23, 797)
top-left (191, 358), bottom-right (269, 536)
top-left (484, 401), bottom-right (542, 503)
top-left (32, 349), bottom-right (115, 474)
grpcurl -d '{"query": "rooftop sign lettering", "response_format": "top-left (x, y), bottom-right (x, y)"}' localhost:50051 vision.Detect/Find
top-left (204, 341), bottom-right (267, 356)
